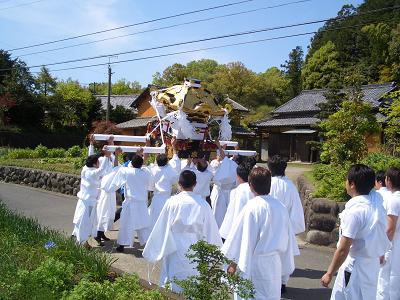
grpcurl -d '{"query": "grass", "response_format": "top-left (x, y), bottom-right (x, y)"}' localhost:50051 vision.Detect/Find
top-left (0, 200), bottom-right (167, 300)
top-left (0, 157), bottom-right (82, 175)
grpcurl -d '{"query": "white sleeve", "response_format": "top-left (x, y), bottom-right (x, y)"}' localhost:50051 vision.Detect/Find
top-left (387, 195), bottom-right (400, 217)
top-left (103, 168), bottom-right (126, 192)
top-left (168, 154), bottom-right (181, 174)
top-left (340, 212), bottom-right (361, 239)
top-left (88, 144), bottom-right (95, 156)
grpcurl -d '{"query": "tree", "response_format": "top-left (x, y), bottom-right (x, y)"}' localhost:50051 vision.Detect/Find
top-left (319, 91), bottom-right (380, 165)
top-left (173, 240), bottom-right (254, 300)
top-left (302, 41), bottom-right (342, 90)
top-left (282, 46), bottom-right (303, 98)
top-left (152, 63), bottom-right (187, 86)
top-left (381, 90), bottom-right (400, 156)
top-left (54, 80), bottom-right (94, 128)
top-left (109, 104), bottom-right (135, 124)
top-left (35, 66), bottom-right (57, 97)
top-left (92, 79), bottom-right (142, 95)
top-left (186, 59), bottom-right (219, 86)
top-left (316, 88), bottom-right (346, 119)
top-left (258, 67), bottom-right (290, 105)
top-left (0, 50), bottom-right (43, 129)
top-left (389, 24), bottom-right (400, 82)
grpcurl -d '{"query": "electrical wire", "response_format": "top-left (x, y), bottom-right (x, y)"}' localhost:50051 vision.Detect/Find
top-left (5, 0), bottom-right (262, 51)
top-left (16, 0), bottom-right (312, 57)
top-left (0, 0), bottom-right (46, 11)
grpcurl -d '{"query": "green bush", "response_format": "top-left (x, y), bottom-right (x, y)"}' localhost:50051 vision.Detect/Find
top-left (6, 148), bottom-right (35, 159)
top-left (9, 258), bottom-right (74, 300)
top-left (174, 240), bottom-right (255, 300)
top-left (34, 144), bottom-right (49, 158)
top-left (0, 147), bottom-right (10, 158)
top-left (65, 274), bottom-right (165, 300)
top-left (312, 164), bottom-right (349, 202)
top-left (361, 152), bottom-right (400, 172)
top-left (312, 152), bottom-right (400, 202)
top-left (66, 146), bottom-right (83, 158)
top-left (47, 148), bottom-right (66, 158)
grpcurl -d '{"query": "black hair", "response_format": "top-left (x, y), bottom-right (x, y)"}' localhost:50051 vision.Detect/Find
top-left (267, 155), bottom-right (287, 177)
top-left (243, 157), bottom-right (257, 169)
top-left (196, 160), bottom-right (208, 172)
top-left (179, 170), bottom-right (197, 189)
top-left (347, 164), bottom-right (375, 195)
top-left (232, 155), bottom-right (245, 165)
top-left (131, 154), bottom-right (144, 169)
top-left (249, 167), bottom-right (271, 195)
top-left (86, 154), bottom-right (101, 168)
top-left (376, 170), bottom-right (386, 187)
top-left (236, 164), bottom-right (251, 182)
top-left (156, 154), bottom-right (168, 167)
top-left (386, 167), bottom-right (400, 190)
top-left (122, 153), bottom-right (130, 162)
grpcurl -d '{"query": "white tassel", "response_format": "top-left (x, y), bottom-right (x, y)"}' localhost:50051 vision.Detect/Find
top-left (219, 110), bottom-right (232, 141)
top-left (176, 109), bottom-right (195, 139)
top-left (150, 91), bottom-right (166, 118)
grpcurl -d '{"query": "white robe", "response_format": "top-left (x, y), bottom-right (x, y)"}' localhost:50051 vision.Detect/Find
top-left (377, 190), bottom-right (400, 300)
top-left (72, 160), bottom-right (108, 243)
top-left (331, 191), bottom-right (390, 300)
top-left (219, 182), bottom-right (254, 239)
top-left (377, 187), bottom-right (392, 210)
top-left (148, 154), bottom-right (181, 230)
top-left (269, 176), bottom-right (305, 283)
top-left (183, 164), bottom-right (213, 200)
top-left (210, 157), bottom-right (238, 227)
top-left (221, 195), bottom-right (294, 300)
top-left (142, 191), bottom-right (222, 292)
top-left (104, 167), bottom-right (151, 246)
top-left (94, 167), bottom-right (120, 233)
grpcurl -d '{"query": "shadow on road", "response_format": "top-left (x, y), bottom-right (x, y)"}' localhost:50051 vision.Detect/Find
top-left (283, 287), bottom-right (331, 300)
top-left (292, 268), bottom-right (326, 280)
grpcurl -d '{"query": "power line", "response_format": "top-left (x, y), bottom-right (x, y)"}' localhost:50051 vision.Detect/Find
top-left (5, 0), bottom-right (261, 51)
top-left (17, 0), bottom-right (312, 57)
top-left (16, 4), bottom-right (400, 70)
top-left (0, 0), bottom-right (46, 11)
top-left (40, 20), bottom-right (392, 73)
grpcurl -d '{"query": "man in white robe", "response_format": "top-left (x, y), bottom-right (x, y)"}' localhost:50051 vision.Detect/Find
top-left (72, 153), bottom-right (110, 245)
top-left (210, 142), bottom-right (238, 227)
top-left (220, 163), bottom-right (254, 239)
top-left (184, 157), bottom-right (213, 202)
top-left (376, 170), bottom-right (392, 209)
top-left (222, 167), bottom-right (294, 300)
top-left (148, 138), bottom-right (181, 230)
top-left (377, 167), bottom-right (400, 300)
top-left (267, 155), bottom-right (305, 292)
top-left (142, 170), bottom-right (222, 292)
top-left (321, 164), bottom-right (390, 300)
top-left (104, 150), bottom-right (151, 252)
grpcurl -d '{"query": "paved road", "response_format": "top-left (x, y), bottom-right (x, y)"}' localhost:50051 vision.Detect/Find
top-left (0, 182), bottom-right (333, 299)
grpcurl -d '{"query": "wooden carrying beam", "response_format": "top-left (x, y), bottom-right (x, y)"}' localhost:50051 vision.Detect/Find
top-left (93, 134), bottom-right (148, 143)
top-left (104, 145), bottom-right (166, 154)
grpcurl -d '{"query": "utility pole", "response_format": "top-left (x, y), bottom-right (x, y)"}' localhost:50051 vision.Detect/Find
top-left (106, 64), bottom-right (112, 124)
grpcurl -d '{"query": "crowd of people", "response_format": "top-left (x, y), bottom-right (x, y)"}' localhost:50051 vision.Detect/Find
top-left (70, 135), bottom-right (400, 300)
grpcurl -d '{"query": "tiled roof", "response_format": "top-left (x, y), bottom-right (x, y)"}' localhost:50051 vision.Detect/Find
top-left (116, 116), bottom-right (157, 129)
top-left (253, 117), bottom-right (320, 128)
top-left (225, 97), bottom-right (250, 112)
top-left (97, 95), bottom-right (139, 110)
top-left (274, 83), bottom-right (396, 114)
top-left (232, 125), bottom-right (255, 136)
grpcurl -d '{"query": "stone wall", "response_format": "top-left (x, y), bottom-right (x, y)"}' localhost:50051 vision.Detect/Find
top-left (297, 175), bottom-right (345, 246)
top-left (0, 166), bottom-right (80, 196)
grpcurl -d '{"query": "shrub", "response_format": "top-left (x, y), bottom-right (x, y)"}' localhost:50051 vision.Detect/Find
top-left (9, 258), bottom-right (74, 299)
top-left (34, 144), bottom-right (49, 158)
top-left (66, 274), bottom-right (165, 300)
top-left (66, 145), bottom-right (83, 158)
top-left (6, 148), bottom-right (35, 159)
top-left (312, 164), bottom-right (349, 202)
top-left (361, 152), bottom-right (400, 172)
top-left (173, 240), bottom-right (255, 300)
top-left (47, 148), bottom-right (66, 158)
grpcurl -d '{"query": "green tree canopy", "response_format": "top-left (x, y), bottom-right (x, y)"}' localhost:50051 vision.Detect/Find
top-left (319, 90), bottom-right (380, 165)
top-left (302, 41), bottom-right (342, 90)
top-left (281, 46), bottom-right (303, 98)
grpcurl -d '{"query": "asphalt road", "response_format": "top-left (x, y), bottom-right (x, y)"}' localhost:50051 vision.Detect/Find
top-left (0, 181), bottom-right (333, 299)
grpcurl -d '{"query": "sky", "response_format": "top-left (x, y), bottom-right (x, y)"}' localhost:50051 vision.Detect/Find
top-left (0, 0), bottom-right (365, 87)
